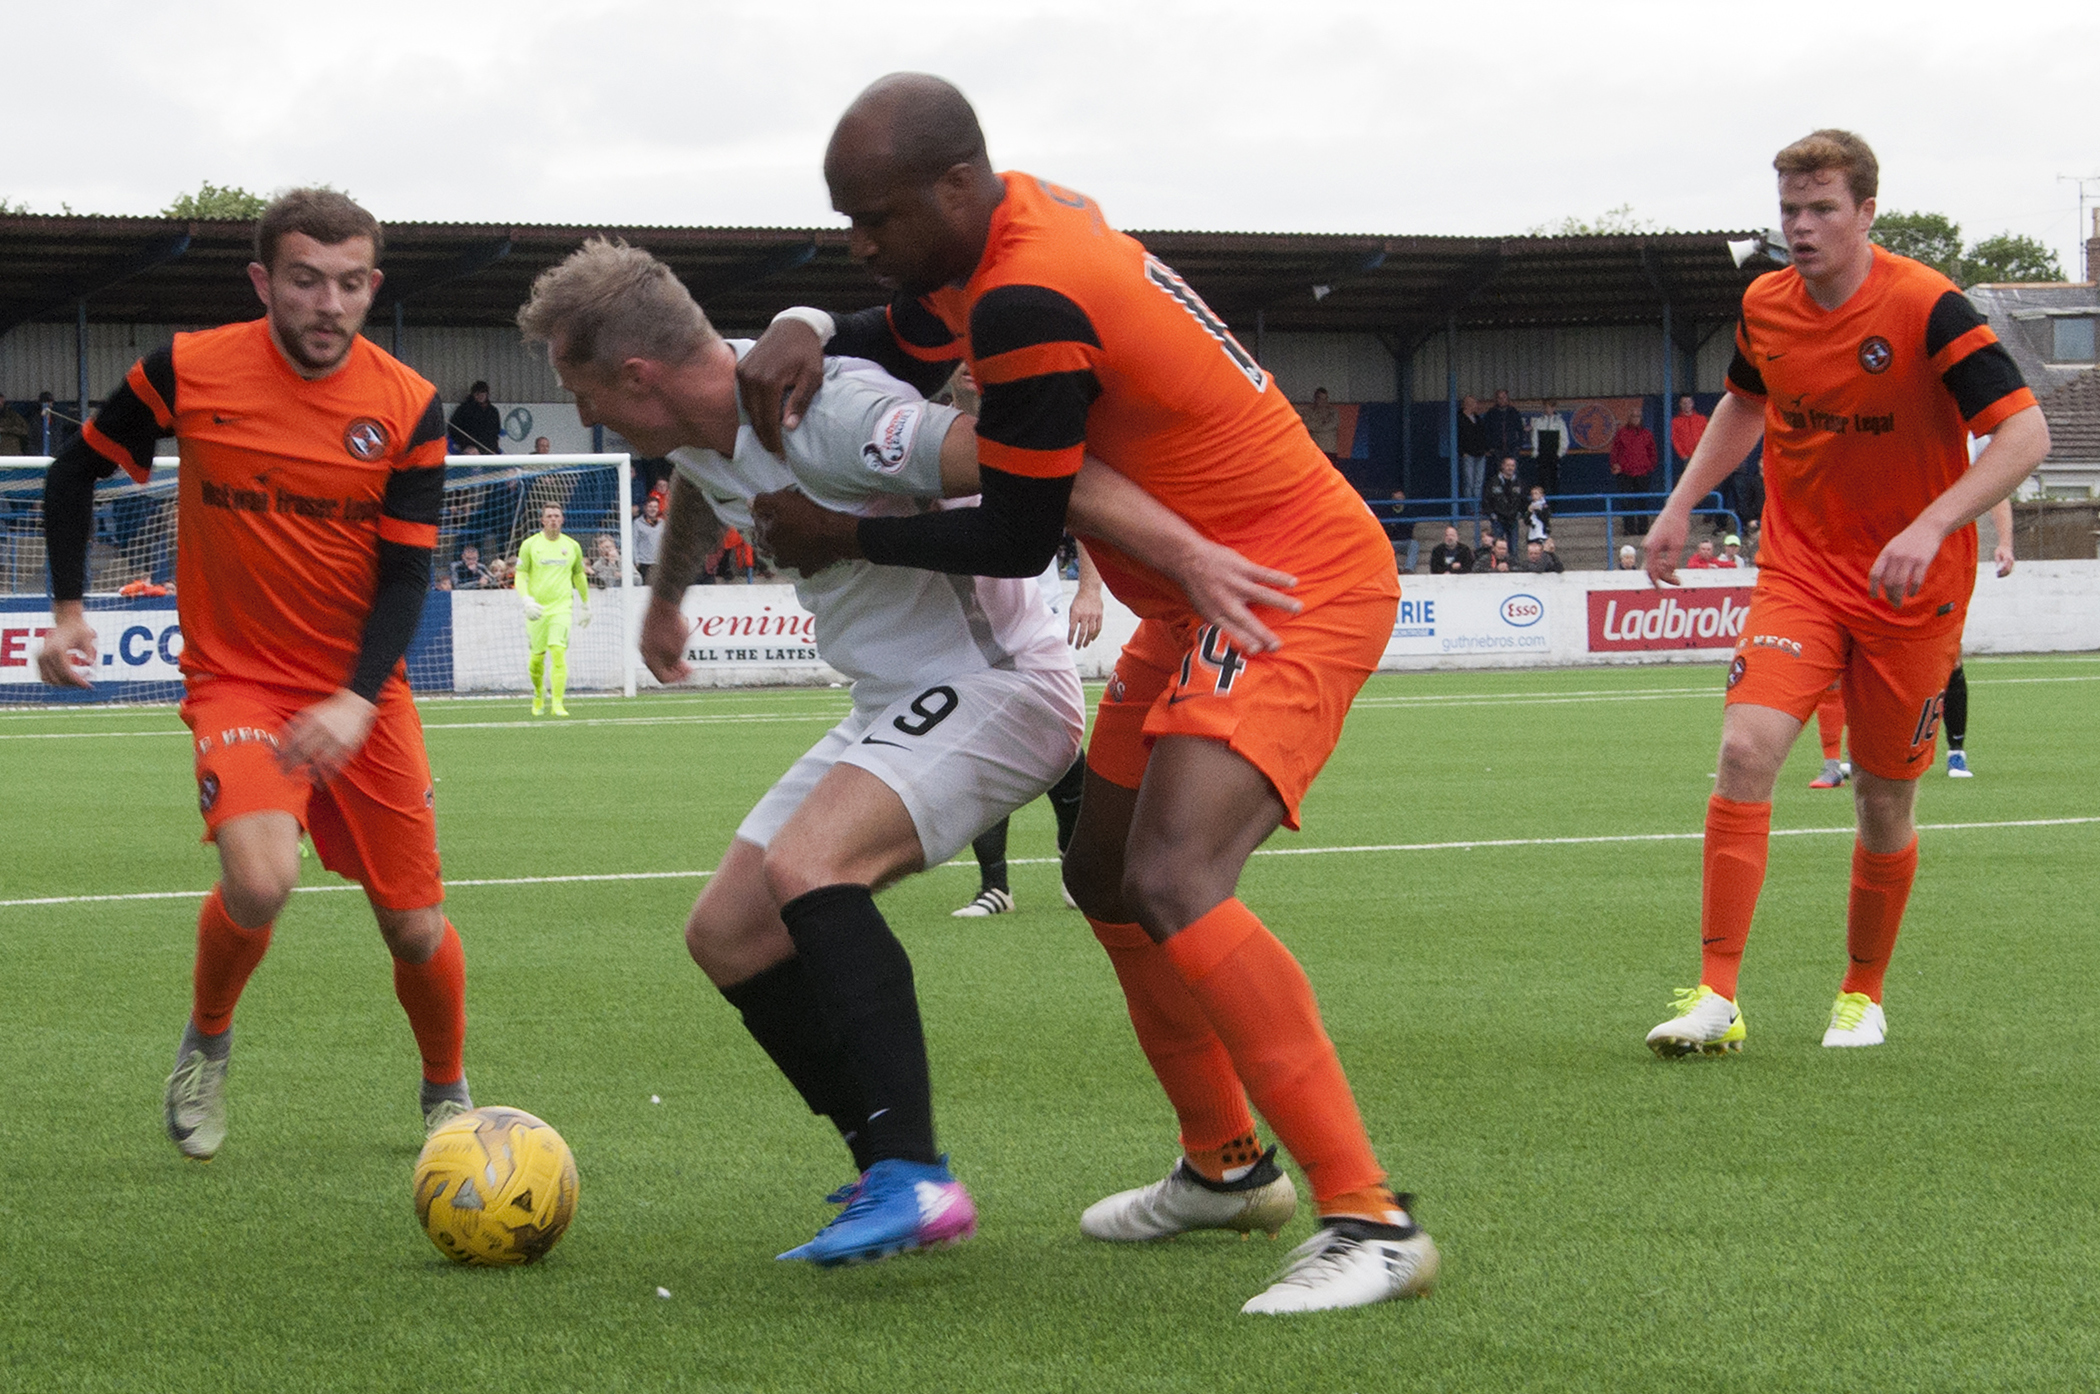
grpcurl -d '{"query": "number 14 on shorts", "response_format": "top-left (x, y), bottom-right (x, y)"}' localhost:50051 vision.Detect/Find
top-left (1172, 625), bottom-right (1245, 704)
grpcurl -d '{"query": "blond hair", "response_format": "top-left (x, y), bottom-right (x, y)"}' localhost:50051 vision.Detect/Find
top-left (516, 238), bottom-right (718, 373)
top-left (1773, 129), bottom-right (1878, 207)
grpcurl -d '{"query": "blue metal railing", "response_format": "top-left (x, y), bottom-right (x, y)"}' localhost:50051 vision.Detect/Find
top-left (1368, 492), bottom-right (1742, 570)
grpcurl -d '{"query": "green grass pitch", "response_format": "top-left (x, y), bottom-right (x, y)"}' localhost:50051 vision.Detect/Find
top-left (2, 657), bottom-right (2096, 1393)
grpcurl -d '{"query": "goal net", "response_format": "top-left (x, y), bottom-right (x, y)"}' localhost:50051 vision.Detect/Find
top-left (0, 454), bottom-right (636, 706)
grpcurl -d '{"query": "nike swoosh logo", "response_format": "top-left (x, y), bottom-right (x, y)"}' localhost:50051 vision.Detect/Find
top-left (214, 413), bottom-right (244, 425)
top-left (1166, 693), bottom-right (1200, 707)
top-left (1765, 352), bottom-right (1787, 361)
top-left (1701, 936), bottom-right (1729, 946)
top-left (860, 736), bottom-right (908, 749)
top-left (1850, 955), bottom-right (1874, 964)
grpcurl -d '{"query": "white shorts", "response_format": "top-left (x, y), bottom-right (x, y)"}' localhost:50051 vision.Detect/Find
top-left (736, 665), bottom-right (1085, 867)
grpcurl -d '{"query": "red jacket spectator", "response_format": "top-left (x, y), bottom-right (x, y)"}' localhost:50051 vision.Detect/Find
top-left (1610, 420), bottom-right (1659, 479)
top-left (1671, 396), bottom-right (1708, 462)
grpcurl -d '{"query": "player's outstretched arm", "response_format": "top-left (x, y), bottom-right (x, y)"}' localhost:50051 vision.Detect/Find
top-left (1066, 456), bottom-right (1302, 654)
top-left (1645, 392), bottom-right (1764, 588)
top-left (1989, 497), bottom-right (2016, 576)
top-left (1868, 405), bottom-right (2047, 606)
top-left (638, 473), bottom-right (725, 683)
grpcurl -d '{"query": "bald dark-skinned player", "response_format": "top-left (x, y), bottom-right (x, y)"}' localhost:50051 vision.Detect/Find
top-left (741, 74), bottom-right (1436, 1315)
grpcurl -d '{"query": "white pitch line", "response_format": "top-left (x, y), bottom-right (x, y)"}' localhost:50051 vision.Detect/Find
top-left (5, 815), bottom-right (2091, 910)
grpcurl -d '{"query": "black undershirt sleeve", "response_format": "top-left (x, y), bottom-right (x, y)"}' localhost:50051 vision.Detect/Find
top-left (856, 466), bottom-right (1074, 578)
top-left (347, 540), bottom-right (432, 702)
top-left (829, 299), bottom-right (962, 399)
top-left (42, 440), bottom-right (117, 603)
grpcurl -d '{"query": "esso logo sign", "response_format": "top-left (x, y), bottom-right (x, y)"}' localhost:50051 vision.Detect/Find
top-left (1499, 594), bottom-right (1544, 628)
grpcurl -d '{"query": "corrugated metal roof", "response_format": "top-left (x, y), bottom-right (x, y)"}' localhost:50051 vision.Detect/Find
top-left (0, 214), bottom-right (1767, 341)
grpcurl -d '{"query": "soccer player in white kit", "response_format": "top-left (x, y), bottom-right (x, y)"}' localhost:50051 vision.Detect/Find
top-left (517, 240), bottom-right (1301, 1268)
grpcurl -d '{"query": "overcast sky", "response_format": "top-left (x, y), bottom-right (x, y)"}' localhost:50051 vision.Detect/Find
top-left (12, 0), bottom-right (2098, 276)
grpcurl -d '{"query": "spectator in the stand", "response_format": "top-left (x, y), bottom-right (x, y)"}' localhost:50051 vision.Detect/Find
top-left (587, 533), bottom-right (624, 589)
top-left (1671, 395), bottom-right (1708, 466)
top-left (450, 544), bottom-right (493, 590)
top-left (1482, 389), bottom-right (1525, 480)
top-left (37, 392), bottom-right (57, 454)
top-left (448, 380), bottom-right (503, 455)
top-left (1719, 533), bottom-right (1746, 568)
top-left (533, 436), bottom-right (552, 455)
top-left (713, 527), bottom-right (756, 582)
top-left (1526, 398), bottom-right (1572, 495)
top-left (1429, 524), bottom-right (1473, 575)
top-left (1488, 539), bottom-right (1512, 572)
top-left (1742, 518), bottom-right (1761, 563)
top-left (1541, 537), bottom-right (1565, 571)
top-left (1522, 540), bottom-right (1563, 573)
top-left (486, 556), bottom-right (514, 587)
top-left (1382, 489), bottom-right (1417, 573)
top-left (1456, 395), bottom-right (1489, 505)
top-left (1300, 387), bottom-right (1341, 462)
top-left (1484, 456), bottom-right (1525, 541)
top-left (632, 493), bottom-right (664, 585)
top-left (1618, 543), bottom-right (1638, 570)
top-left (1525, 484), bottom-right (1552, 543)
top-left (1685, 538), bottom-right (1723, 569)
top-left (1727, 448), bottom-right (1765, 532)
top-left (1608, 408), bottom-right (1659, 532)
top-left (0, 396), bottom-right (31, 456)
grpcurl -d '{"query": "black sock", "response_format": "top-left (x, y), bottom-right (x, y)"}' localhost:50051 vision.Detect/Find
top-left (719, 956), bottom-right (877, 1172)
top-left (1943, 663), bottom-right (1967, 750)
top-left (972, 820), bottom-right (1010, 895)
top-left (778, 884), bottom-right (940, 1167)
top-left (1048, 754), bottom-right (1086, 855)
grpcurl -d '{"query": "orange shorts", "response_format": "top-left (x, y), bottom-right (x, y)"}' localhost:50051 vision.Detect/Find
top-left (179, 678), bottom-right (445, 910)
top-left (1724, 572), bottom-right (1962, 781)
top-left (1086, 582), bottom-right (1395, 829)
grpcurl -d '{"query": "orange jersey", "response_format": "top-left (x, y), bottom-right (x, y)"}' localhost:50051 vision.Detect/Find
top-left (1727, 248), bottom-right (2032, 625)
top-left (889, 172), bottom-right (1393, 618)
top-left (84, 319), bottom-right (446, 696)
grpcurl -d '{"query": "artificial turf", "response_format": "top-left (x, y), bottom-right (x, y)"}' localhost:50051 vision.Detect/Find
top-left (2, 657), bottom-right (2095, 1393)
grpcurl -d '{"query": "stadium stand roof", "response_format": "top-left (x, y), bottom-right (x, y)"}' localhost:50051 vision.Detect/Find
top-left (0, 214), bottom-right (1766, 341)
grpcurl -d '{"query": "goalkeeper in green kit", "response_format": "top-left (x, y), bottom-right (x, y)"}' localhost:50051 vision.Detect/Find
top-left (515, 503), bottom-right (590, 715)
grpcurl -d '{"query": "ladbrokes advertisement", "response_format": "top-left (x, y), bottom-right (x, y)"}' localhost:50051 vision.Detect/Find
top-left (1586, 586), bottom-right (1753, 652)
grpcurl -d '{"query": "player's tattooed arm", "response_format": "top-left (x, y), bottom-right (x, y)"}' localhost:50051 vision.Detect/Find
top-left (639, 471), bottom-right (727, 684)
top-left (1066, 456), bottom-right (1301, 654)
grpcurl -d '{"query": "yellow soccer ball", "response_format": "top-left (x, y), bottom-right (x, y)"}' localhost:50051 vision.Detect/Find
top-left (413, 1106), bottom-right (579, 1266)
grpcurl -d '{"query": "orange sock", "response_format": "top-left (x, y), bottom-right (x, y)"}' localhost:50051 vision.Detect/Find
top-left (392, 920), bottom-right (466, 1085)
top-left (1089, 918), bottom-right (1255, 1161)
top-left (1162, 900), bottom-right (1384, 1205)
top-left (193, 885), bottom-right (272, 1036)
top-left (1815, 688), bottom-right (1845, 760)
top-left (1842, 839), bottom-right (1917, 1002)
top-left (1699, 795), bottom-right (1771, 1001)
top-left (1185, 1131), bottom-right (1265, 1183)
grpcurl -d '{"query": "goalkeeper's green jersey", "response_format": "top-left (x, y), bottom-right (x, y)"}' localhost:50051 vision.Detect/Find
top-left (516, 532), bottom-right (586, 612)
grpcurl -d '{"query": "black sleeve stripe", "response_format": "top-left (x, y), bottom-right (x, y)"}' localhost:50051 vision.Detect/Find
top-left (829, 305), bottom-right (958, 397)
top-left (348, 539), bottom-right (432, 701)
top-left (139, 345), bottom-right (176, 416)
top-left (382, 462), bottom-right (444, 526)
top-left (89, 379), bottom-right (168, 473)
top-left (1726, 347), bottom-right (1767, 397)
top-left (406, 392), bottom-right (446, 451)
top-left (976, 371), bottom-right (1100, 453)
top-left (1942, 344), bottom-right (2027, 422)
top-left (41, 445), bottom-right (111, 602)
top-left (969, 284), bottom-right (1102, 360)
top-left (892, 293), bottom-right (958, 352)
top-left (1925, 290), bottom-right (1987, 360)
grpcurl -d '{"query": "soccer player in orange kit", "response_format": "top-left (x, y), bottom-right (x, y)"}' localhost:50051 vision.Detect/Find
top-left (1643, 130), bottom-right (2047, 1056)
top-left (38, 189), bottom-right (471, 1159)
top-left (738, 74), bottom-right (1434, 1314)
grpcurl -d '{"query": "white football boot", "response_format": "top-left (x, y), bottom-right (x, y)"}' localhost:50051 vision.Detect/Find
top-left (1241, 1208), bottom-right (1440, 1315)
top-left (1081, 1146), bottom-right (1297, 1241)
top-left (1646, 985), bottom-right (1746, 1058)
top-left (1822, 992), bottom-right (1887, 1047)
top-left (165, 1046), bottom-right (229, 1161)
top-left (950, 887), bottom-right (1015, 919)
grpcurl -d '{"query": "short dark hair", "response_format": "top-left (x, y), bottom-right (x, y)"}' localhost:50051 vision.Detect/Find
top-left (1773, 129), bottom-right (1878, 206)
top-left (254, 188), bottom-right (383, 271)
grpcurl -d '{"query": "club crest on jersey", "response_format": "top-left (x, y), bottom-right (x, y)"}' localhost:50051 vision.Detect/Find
top-left (198, 772), bottom-right (220, 813)
top-left (862, 404), bottom-right (922, 475)
top-left (1857, 336), bottom-right (1893, 374)
top-left (1727, 655), bottom-right (1746, 688)
top-left (344, 417), bottom-right (390, 460)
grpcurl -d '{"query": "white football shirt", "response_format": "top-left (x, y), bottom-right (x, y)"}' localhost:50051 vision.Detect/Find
top-left (670, 346), bottom-right (1072, 709)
